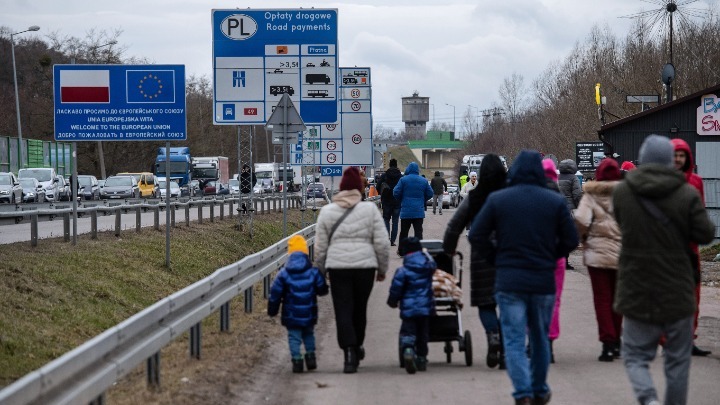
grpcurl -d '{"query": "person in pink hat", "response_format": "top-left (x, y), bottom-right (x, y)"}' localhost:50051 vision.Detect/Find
top-left (542, 158), bottom-right (565, 363)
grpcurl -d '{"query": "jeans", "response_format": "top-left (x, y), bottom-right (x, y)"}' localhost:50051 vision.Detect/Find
top-left (287, 326), bottom-right (316, 359)
top-left (382, 204), bottom-right (400, 244)
top-left (622, 316), bottom-right (693, 405)
top-left (478, 305), bottom-right (500, 334)
top-left (399, 316), bottom-right (430, 356)
top-left (496, 291), bottom-right (555, 400)
top-left (432, 194), bottom-right (443, 213)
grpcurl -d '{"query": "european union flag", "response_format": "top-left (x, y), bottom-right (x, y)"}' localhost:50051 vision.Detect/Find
top-left (126, 70), bottom-right (175, 103)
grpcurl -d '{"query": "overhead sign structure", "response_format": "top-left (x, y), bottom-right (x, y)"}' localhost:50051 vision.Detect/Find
top-left (294, 67), bottom-right (373, 169)
top-left (212, 9), bottom-right (339, 125)
top-left (575, 141), bottom-right (605, 171)
top-left (53, 65), bottom-right (186, 141)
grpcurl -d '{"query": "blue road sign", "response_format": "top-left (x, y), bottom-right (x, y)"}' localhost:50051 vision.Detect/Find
top-left (53, 65), bottom-right (186, 141)
top-left (212, 9), bottom-right (339, 125)
top-left (321, 165), bottom-right (342, 176)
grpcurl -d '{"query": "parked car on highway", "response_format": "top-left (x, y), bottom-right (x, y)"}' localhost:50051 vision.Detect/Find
top-left (157, 179), bottom-right (181, 198)
top-left (228, 179), bottom-right (240, 195)
top-left (254, 178), bottom-right (274, 194)
top-left (117, 172), bottom-right (158, 198)
top-left (0, 172), bottom-right (23, 204)
top-left (77, 175), bottom-right (100, 200)
top-left (306, 182), bottom-right (327, 199)
top-left (55, 175), bottom-right (71, 201)
top-left (18, 177), bottom-right (45, 203)
top-left (18, 167), bottom-right (60, 202)
top-left (203, 181), bottom-right (229, 196)
top-left (98, 179), bottom-right (106, 189)
top-left (100, 175), bottom-right (140, 199)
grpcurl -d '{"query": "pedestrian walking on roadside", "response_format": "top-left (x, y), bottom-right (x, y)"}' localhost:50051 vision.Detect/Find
top-left (444, 154), bottom-right (507, 370)
top-left (558, 159), bottom-right (583, 269)
top-left (430, 171), bottom-right (448, 215)
top-left (268, 235), bottom-right (329, 373)
top-left (387, 237), bottom-right (436, 374)
top-left (613, 135), bottom-right (714, 405)
top-left (573, 158), bottom-right (623, 362)
top-left (376, 159), bottom-right (403, 246)
top-left (459, 171), bottom-right (478, 201)
top-left (541, 158), bottom-right (566, 364)
top-left (470, 150), bottom-right (578, 405)
top-left (671, 138), bottom-right (712, 357)
top-left (393, 162), bottom-right (434, 256)
top-left (314, 167), bottom-right (390, 373)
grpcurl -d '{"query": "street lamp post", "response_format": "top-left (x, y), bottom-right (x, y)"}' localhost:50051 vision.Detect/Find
top-left (445, 103), bottom-right (455, 137)
top-left (11, 25), bottom-right (40, 169)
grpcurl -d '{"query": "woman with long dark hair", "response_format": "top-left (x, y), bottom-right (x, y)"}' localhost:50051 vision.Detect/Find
top-left (443, 154), bottom-right (507, 369)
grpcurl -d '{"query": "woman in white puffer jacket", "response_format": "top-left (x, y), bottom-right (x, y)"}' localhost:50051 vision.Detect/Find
top-left (314, 166), bottom-right (389, 374)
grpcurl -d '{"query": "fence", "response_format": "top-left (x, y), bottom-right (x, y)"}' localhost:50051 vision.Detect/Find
top-left (0, 136), bottom-right (72, 175)
top-left (0, 224), bottom-right (316, 405)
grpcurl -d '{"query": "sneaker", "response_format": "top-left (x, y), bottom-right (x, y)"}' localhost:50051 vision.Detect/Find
top-left (612, 341), bottom-right (621, 359)
top-left (403, 348), bottom-right (417, 374)
top-left (515, 398), bottom-right (532, 405)
top-left (692, 345), bottom-right (712, 356)
top-left (486, 332), bottom-right (501, 368)
top-left (439, 211), bottom-right (442, 215)
top-left (416, 356), bottom-right (427, 371)
top-left (357, 346), bottom-right (365, 364)
top-left (645, 400), bottom-right (661, 405)
top-left (390, 241), bottom-right (396, 246)
top-left (304, 352), bottom-right (317, 370)
top-left (533, 392), bottom-right (552, 405)
top-left (292, 358), bottom-right (304, 373)
top-left (598, 343), bottom-right (614, 362)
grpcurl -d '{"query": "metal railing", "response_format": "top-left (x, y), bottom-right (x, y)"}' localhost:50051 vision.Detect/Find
top-left (0, 225), bottom-right (316, 405)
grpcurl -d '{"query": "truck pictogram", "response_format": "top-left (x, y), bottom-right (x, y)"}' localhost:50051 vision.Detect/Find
top-left (305, 74), bottom-right (331, 84)
top-left (269, 85), bottom-right (295, 96)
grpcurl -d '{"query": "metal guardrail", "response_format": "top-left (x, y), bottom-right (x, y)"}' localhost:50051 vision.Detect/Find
top-left (0, 225), bottom-right (316, 405)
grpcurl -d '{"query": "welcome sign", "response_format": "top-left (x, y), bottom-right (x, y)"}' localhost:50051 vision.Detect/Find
top-left (697, 93), bottom-right (720, 135)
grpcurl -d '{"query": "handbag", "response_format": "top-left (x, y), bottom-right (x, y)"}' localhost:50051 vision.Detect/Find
top-left (634, 194), bottom-right (701, 283)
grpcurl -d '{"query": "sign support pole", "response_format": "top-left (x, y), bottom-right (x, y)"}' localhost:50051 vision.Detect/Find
top-left (282, 98), bottom-right (288, 237)
top-left (72, 142), bottom-right (78, 245)
top-left (165, 142), bottom-right (171, 268)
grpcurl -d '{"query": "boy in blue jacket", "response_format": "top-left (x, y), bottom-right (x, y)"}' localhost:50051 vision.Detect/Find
top-left (268, 235), bottom-right (329, 373)
top-left (387, 237), bottom-right (437, 374)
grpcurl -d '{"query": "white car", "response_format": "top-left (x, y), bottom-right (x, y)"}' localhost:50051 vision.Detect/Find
top-left (157, 180), bottom-right (181, 198)
top-left (229, 179), bottom-right (240, 195)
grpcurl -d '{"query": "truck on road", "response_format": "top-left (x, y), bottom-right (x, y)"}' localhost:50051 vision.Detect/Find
top-left (155, 147), bottom-right (192, 195)
top-left (192, 156), bottom-right (229, 185)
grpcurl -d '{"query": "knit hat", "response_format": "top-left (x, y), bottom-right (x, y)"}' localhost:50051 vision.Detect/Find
top-left (595, 158), bottom-right (621, 181)
top-left (469, 171), bottom-right (477, 178)
top-left (620, 161), bottom-right (636, 171)
top-left (638, 134), bottom-right (674, 167)
top-left (287, 235), bottom-right (309, 255)
top-left (339, 167), bottom-right (364, 192)
top-left (435, 171), bottom-right (441, 176)
top-left (403, 237), bottom-right (423, 254)
top-left (389, 159), bottom-right (398, 168)
top-left (542, 159), bottom-right (558, 181)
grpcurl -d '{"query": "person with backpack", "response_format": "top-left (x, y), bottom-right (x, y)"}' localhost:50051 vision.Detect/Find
top-left (376, 159), bottom-right (403, 246)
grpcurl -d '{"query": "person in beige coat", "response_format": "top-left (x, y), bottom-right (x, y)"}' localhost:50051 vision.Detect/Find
top-left (314, 167), bottom-right (390, 373)
top-left (573, 158), bottom-right (623, 362)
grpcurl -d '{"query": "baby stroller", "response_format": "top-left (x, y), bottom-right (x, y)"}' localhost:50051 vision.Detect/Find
top-left (398, 239), bottom-right (473, 367)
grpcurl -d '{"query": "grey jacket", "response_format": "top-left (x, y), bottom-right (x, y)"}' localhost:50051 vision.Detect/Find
top-left (558, 159), bottom-right (582, 210)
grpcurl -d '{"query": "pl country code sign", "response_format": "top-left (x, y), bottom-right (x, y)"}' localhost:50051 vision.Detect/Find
top-left (53, 64), bottom-right (186, 141)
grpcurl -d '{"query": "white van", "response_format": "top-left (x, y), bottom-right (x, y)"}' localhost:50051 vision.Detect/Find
top-left (18, 168), bottom-right (60, 202)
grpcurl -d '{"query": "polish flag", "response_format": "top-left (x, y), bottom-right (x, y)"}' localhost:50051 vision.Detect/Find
top-left (60, 70), bottom-right (110, 103)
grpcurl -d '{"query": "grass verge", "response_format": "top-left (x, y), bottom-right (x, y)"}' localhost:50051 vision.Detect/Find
top-left (0, 211), bottom-right (306, 388)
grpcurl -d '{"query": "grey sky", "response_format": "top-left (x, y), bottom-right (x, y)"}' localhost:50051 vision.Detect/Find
top-left (6, 0), bottom-right (714, 135)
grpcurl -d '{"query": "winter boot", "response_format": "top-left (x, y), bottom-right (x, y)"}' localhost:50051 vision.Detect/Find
top-left (416, 356), bottom-right (427, 372)
top-left (292, 358), bottom-right (304, 373)
top-left (612, 340), bottom-right (621, 359)
top-left (403, 347), bottom-right (417, 374)
top-left (598, 342), bottom-right (614, 362)
top-left (304, 352), bottom-right (317, 371)
top-left (357, 346), bottom-right (366, 363)
top-left (343, 347), bottom-right (358, 374)
top-left (486, 332), bottom-right (502, 368)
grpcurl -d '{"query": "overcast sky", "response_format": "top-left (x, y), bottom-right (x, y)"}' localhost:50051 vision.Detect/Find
top-left (6, 0), bottom-right (715, 135)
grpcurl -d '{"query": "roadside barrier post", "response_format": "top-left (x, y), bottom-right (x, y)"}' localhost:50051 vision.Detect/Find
top-left (228, 199), bottom-right (233, 219)
top-left (31, 214), bottom-right (38, 247)
top-left (190, 323), bottom-right (201, 359)
top-left (244, 286), bottom-right (253, 313)
top-left (185, 204), bottom-right (190, 227)
top-left (210, 201), bottom-right (215, 223)
top-left (220, 302), bottom-right (230, 332)
top-left (197, 203), bottom-right (203, 224)
top-left (91, 211), bottom-right (98, 239)
top-left (170, 204), bottom-right (176, 228)
top-left (115, 208), bottom-right (121, 237)
top-left (146, 352), bottom-right (160, 387)
top-left (63, 213), bottom-right (70, 242)
top-left (220, 201), bottom-right (224, 220)
top-left (153, 206), bottom-right (160, 230)
top-left (136, 206), bottom-right (142, 233)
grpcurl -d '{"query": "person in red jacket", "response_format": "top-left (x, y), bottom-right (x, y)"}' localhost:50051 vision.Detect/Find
top-left (670, 138), bottom-right (710, 357)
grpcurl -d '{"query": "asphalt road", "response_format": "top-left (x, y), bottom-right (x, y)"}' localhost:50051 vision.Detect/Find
top-left (238, 207), bottom-right (720, 405)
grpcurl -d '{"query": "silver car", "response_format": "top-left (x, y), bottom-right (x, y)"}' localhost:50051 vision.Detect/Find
top-left (0, 172), bottom-right (23, 203)
top-left (18, 177), bottom-right (46, 203)
top-left (100, 175), bottom-right (139, 199)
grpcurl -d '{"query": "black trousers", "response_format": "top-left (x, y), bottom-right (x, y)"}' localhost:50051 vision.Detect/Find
top-left (400, 316), bottom-right (430, 357)
top-left (399, 218), bottom-right (424, 254)
top-left (328, 268), bottom-right (376, 349)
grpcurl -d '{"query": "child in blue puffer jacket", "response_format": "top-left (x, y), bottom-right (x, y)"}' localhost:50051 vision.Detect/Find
top-left (268, 235), bottom-right (329, 373)
top-left (387, 237), bottom-right (437, 374)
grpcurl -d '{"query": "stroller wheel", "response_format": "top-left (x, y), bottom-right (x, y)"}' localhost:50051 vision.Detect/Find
top-left (464, 330), bottom-right (473, 366)
top-left (445, 341), bottom-right (453, 363)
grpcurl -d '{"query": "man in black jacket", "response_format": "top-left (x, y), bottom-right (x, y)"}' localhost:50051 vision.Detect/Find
top-left (430, 171), bottom-right (447, 215)
top-left (376, 159), bottom-right (402, 246)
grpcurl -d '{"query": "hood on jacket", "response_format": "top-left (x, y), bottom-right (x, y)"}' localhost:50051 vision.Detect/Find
top-left (508, 150), bottom-right (545, 187)
top-left (625, 164), bottom-right (686, 199)
top-left (405, 162), bottom-right (420, 176)
top-left (558, 159), bottom-right (578, 174)
top-left (670, 138), bottom-right (695, 176)
top-left (402, 249), bottom-right (437, 273)
top-left (284, 251), bottom-right (312, 274)
top-left (332, 189), bottom-right (362, 208)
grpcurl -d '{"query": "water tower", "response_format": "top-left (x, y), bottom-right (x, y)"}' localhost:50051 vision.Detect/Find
top-left (402, 91), bottom-right (429, 138)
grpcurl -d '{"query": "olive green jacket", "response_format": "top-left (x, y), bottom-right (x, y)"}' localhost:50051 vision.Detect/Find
top-left (612, 164), bottom-right (715, 324)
